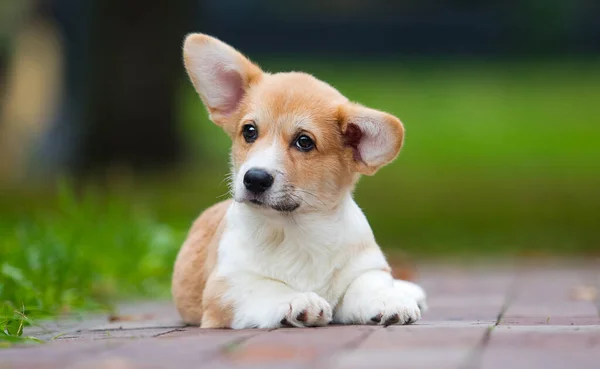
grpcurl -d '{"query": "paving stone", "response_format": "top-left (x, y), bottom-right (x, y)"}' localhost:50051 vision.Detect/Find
top-left (65, 329), bottom-right (262, 369)
top-left (503, 266), bottom-right (598, 319)
top-left (422, 291), bottom-right (506, 322)
top-left (489, 325), bottom-right (600, 334)
top-left (503, 302), bottom-right (598, 318)
top-left (22, 301), bottom-right (182, 342)
top-left (65, 357), bottom-right (153, 369)
top-left (487, 325), bottom-right (600, 347)
top-left (480, 325), bottom-right (600, 369)
top-left (332, 348), bottom-right (470, 369)
top-left (53, 328), bottom-right (179, 341)
top-left (427, 294), bottom-right (506, 307)
top-left (329, 325), bottom-right (487, 369)
top-left (23, 314), bottom-right (112, 341)
top-left (504, 287), bottom-right (598, 317)
top-left (0, 340), bottom-right (126, 369)
top-left (362, 325), bottom-right (489, 347)
top-left (417, 266), bottom-right (515, 294)
top-left (511, 269), bottom-right (589, 300)
top-left (420, 275), bottom-right (513, 296)
top-left (424, 308), bottom-right (503, 322)
top-left (415, 320), bottom-right (496, 327)
top-left (480, 348), bottom-right (599, 369)
top-left (499, 316), bottom-right (600, 326)
top-left (207, 326), bottom-right (374, 369)
top-left (156, 327), bottom-right (269, 339)
top-left (1, 327), bottom-right (259, 369)
top-left (87, 319), bottom-right (185, 331)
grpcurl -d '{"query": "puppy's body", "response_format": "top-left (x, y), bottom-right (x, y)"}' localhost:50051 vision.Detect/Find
top-left (172, 34), bottom-right (426, 329)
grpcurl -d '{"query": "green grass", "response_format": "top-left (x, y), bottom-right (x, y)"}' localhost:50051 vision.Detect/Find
top-left (2, 59), bottom-right (599, 344)
top-left (0, 181), bottom-right (186, 344)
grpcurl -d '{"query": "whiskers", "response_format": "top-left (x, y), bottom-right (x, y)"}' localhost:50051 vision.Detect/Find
top-left (292, 188), bottom-right (327, 208)
top-left (275, 185), bottom-right (328, 209)
top-left (216, 173), bottom-right (235, 199)
top-left (220, 174), bottom-right (328, 211)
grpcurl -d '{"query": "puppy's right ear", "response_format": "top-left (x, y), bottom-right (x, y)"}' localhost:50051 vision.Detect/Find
top-left (183, 33), bottom-right (262, 129)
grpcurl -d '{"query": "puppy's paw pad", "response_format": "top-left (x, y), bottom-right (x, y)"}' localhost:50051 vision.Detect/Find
top-left (370, 313), bottom-right (382, 323)
top-left (383, 313), bottom-right (400, 326)
top-left (283, 292), bottom-right (332, 327)
top-left (296, 310), bottom-right (308, 322)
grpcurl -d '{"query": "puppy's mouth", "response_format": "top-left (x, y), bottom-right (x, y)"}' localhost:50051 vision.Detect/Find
top-left (247, 198), bottom-right (300, 213)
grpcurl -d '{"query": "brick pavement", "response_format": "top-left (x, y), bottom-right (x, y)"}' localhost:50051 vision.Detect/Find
top-left (1, 261), bottom-right (599, 369)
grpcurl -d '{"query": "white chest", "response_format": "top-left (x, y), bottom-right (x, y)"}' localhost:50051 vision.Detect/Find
top-left (216, 197), bottom-right (375, 302)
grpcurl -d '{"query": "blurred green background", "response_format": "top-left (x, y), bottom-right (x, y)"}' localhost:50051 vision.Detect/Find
top-left (1, 0), bottom-right (599, 343)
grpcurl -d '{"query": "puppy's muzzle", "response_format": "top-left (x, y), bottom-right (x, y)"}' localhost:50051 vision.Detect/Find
top-left (243, 168), bottom-right (274, 194)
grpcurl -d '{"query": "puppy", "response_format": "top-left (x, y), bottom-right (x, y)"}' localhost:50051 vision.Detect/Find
top-left (172, 34), bottom-right (427, 329)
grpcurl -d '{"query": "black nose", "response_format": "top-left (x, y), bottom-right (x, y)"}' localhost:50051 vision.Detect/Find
top-left (243, 168), bottom-right (274, 194)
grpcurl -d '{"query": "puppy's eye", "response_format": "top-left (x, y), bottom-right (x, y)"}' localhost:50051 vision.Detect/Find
top-left (295, 134), bottom-right (315, 152)
top-left (242, 124), bottom-right (258, 143)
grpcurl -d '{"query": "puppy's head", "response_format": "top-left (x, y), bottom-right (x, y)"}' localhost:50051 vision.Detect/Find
top-left (184, 34), bottom-right (404, 214)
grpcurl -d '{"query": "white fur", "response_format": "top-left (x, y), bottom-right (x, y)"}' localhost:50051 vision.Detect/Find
top-left (394, 279), bottom-right (428, 311)
top-left (233, 139), bottom-right (283, 203)
top-left (335, 270), bottom-right (421, 325)
top-left (214, 194), bottom-right (427, 328)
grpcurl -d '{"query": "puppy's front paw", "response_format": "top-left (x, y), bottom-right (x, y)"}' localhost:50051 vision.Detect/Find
top-left (394, 279), bottom-right (428, 312)
top-left (357, 289), bottom-right (421, 326)
top-left (281, 292), bottom-right (332, 327)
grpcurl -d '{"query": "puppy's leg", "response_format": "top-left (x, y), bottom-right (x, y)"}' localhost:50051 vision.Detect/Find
top-left (223, 275), bottom-right (333, 329)
top-left (334, 270), bottom-right (421, 326)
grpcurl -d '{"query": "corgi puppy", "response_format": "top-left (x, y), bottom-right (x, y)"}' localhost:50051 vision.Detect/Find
top-left (172, 34), bottom-right (427, 329)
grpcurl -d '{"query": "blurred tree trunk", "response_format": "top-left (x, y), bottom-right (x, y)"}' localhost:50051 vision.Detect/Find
top-left (79, 0), bottom-right (196, 172)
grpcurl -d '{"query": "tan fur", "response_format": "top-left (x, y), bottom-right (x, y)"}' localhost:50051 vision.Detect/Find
top-left (172, 200), bottom-right (232, 326)
top-left (201, 276), bottom-right (233, 328)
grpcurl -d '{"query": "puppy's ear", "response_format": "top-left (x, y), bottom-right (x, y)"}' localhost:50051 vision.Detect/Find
top-left (183, 33), bottom-right (262, 129)
top-left (340, 104), bottom-right (405, 175)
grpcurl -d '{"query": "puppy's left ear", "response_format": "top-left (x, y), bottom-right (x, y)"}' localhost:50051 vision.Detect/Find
top-left (340, 104), bottom-right (405, 175)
